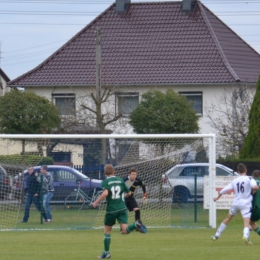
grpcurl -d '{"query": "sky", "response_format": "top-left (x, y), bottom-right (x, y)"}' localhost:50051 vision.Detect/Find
top-left (1, 0), bottom-right (260, 80)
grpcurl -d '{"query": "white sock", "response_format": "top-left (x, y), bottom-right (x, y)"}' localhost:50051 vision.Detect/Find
top-left (215, 223), bottom-right (227, 237)
top-left (243, 227), bottom-right (250, 239)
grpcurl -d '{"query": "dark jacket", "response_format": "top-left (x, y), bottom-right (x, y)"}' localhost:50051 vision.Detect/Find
top-left (123, 176), bottom-right (146, 199)
top-left (25, 172), bottom-right (40, 194)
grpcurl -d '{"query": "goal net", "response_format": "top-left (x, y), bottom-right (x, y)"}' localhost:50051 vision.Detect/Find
top-left (0, 134), bottom-right (216, 230)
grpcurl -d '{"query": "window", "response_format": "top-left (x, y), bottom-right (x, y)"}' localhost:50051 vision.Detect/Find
top-left (216, 167), bottom-right (230, 176)
top-left (52, 94), bottom-right (75, 116)
top-left (179, 92), bottom-right (202, 115)
top-left (203, 166), bottom-right (230, 176)
top-left (116, 93), bottom-right (139, 115)
top-left (50, 152), bottom-right (71, 163)
top-left (57, 170), bottom-right (77, 182)
top-left (179, 166), bottom-right (204, 177)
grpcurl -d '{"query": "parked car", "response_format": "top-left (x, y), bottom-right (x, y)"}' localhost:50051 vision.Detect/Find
top-left (15, 165), bottom-right (102, 202)
top-left (0, 165), bottom-right (12, 199)
top-left (162, 163), bottom-right (238, 203)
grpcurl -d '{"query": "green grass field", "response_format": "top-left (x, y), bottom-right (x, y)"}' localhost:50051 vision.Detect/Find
top-left (1, 209), bottom-right (260, 260)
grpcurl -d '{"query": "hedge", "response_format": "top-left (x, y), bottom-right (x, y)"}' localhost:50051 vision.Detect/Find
top-left (0, 154), bottom-right (54, 166)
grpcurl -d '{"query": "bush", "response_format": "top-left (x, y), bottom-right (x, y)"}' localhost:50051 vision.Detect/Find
top-left (0, 154), bottom-right (54, 166)
top-left (217, 157), bottom-right (260, 175)
top-left (38, 156), bottom-right (54, 165)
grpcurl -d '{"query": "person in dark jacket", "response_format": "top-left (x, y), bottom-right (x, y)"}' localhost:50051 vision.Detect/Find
top-left (21, 166), bottom-right (47, 223)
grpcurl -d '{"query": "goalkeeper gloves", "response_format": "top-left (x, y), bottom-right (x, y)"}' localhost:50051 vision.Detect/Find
top-left (143, 193), bottom-right (147, 202)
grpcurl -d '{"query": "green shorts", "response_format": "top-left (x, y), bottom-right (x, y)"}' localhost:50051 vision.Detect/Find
top-left (251, 207), bottom-right (260, 222)
top-left (104, 209), bottom-right (128, 226)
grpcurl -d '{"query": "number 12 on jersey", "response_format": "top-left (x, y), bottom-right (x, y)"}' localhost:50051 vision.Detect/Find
top-left (111, 185), bottom-right (121, 199)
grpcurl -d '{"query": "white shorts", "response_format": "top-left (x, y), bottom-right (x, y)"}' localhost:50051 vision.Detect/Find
top-left (229, 204), bottom-right (252, 218)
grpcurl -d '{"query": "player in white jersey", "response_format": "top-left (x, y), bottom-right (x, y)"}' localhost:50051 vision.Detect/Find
top-left (211, 163), bottom-right (259, 246)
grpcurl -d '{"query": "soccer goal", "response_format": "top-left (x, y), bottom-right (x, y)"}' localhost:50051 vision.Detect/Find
top-left (0, 133), bottom-right (216, 230)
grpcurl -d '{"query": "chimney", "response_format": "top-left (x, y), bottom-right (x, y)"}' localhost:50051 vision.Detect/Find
top-left (116, 0), bottom-right (131, 13)
top-left (182, 0), bottom-right (196, 11)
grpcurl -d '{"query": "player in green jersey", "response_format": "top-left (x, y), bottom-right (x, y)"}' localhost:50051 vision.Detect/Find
top-left (92, 164), bottom-right (147, 259)
top-left (250, 170), bottom-right (260, 236)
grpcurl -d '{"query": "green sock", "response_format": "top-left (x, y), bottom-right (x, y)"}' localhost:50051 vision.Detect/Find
top-left (104, 234), bottom-right (111, 252)
top-left (254, 227), bottom-right (260, 236)
top-left (126, 222), bottom-right (136, 233)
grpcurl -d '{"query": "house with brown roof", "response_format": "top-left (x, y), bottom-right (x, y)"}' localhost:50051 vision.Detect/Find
top-left (7, 0), bottom-right (260, 139)
top-left (0, 68), bottom-right (11, 96)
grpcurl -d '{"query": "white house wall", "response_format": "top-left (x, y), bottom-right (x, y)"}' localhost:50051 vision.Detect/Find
top-left (0, 138), bottom-right (83, 165)
top-left (24, 84), bottom-right (235, 135)
top-left (0, 75), bottom-right (10, 96)
top-left (53, 143), bottom-right (83, 165)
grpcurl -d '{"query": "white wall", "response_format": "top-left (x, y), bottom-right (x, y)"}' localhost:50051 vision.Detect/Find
top-left (24, 84), bottom-right (236, 135)
top-left (0, 75), bottom-right (11, 96)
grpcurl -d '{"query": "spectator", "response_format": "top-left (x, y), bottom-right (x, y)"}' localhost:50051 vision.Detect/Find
top-left (39, 165), bottom-right (54, 223)
top-left (21, 166), bottom-right (47, 223)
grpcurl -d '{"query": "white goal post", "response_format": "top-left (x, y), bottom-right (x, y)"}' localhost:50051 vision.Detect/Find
top-left (0, 133), bottom-right (216, 230)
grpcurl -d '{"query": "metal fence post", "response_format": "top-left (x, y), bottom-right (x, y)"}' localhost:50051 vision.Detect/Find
top-left (194, 174), bottom-right (197, 223)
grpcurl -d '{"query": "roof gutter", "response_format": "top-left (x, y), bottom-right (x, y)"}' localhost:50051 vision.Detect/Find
top-left (8, 82), bottom-right (256, 88)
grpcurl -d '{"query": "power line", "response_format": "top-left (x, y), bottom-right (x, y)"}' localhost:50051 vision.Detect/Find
top-left (1, 21), bottom-right (260, 26)
top-left (0, 22), bottom-right (89, 25)
top-left (0, 0), bottom-right (113, 3)
top-left (2, 39), bottom-right (69, 53)
top-left (1, 10), bottom-right (260, 17)
top-left (0, 10), bottom-right (101, 15)
top-left (4, 39), bottom-right (260, 66)
top-left (2, 47), bottom-right (59, 61)
top-left (0, 0), bottom-right (260, 3)
top-left (3, 31), bottom-right (260, 56)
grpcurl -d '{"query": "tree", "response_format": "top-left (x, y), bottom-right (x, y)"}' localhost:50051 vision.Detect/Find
top-left (129, 89), bottom-right (199, 134)
top-left (76, 86), bottom-right (129, 164)
top-left (0, 89), bottom-right (61, 154)
top-left (205, 85), bottom-right (254, 157)
top-left (240, 76), bottom-right (260, 158)
top-left (129, 89), bottom-right (199, 202)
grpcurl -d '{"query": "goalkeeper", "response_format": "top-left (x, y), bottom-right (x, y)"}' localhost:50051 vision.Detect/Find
top-left (123, 168), bottom-right (147, 224)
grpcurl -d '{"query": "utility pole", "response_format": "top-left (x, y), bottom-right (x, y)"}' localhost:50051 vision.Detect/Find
top-left (95, 29), bottom-right (106, 164)
top-left (96, 29), bottom-right (101, 104)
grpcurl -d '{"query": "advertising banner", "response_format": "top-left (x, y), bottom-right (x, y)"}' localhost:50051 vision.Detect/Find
top-left (204, 176), bottom-right (237, 209)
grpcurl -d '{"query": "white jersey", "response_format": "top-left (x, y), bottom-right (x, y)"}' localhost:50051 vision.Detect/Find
top-left (220, 175), bottom-right (257, 206)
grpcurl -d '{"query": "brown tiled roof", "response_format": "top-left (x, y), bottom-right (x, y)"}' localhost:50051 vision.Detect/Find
top-left (8, 1), bottom-right (260, 86)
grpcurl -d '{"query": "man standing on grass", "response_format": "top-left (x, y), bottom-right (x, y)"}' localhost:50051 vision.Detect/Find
top-left (211, 163), bottom-right (258, 246)
top-left (123, 168), bottom-right (147, 226)
top-left (21, 166), bottom-right (47, 223)
top-left (39, 165), bottom-right (54, 223)
top-left (92, 164), bottom-right (147, 259)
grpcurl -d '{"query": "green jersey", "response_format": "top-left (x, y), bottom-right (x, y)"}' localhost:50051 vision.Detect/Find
top-left (102, 176), bottom-right (130, 213)
top-left (252, 178), bottom-right (260, 208)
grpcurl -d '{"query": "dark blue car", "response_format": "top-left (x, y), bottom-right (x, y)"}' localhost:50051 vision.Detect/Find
top-left (23, 165), bottom-right (102, 201)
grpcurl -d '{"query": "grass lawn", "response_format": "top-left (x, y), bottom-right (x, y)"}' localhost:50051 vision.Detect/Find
top-left (1, 209), bottom-right (259, 260)
top-left (1, 227), bottom-right (259, 260)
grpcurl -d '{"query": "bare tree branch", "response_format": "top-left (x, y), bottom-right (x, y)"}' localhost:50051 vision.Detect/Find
top-left (81, 104), bottom-right (97, 115)
top-left (205, 84), bottom-right (254, 157)
top-left (104, 114), bottom-right (122, 127)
